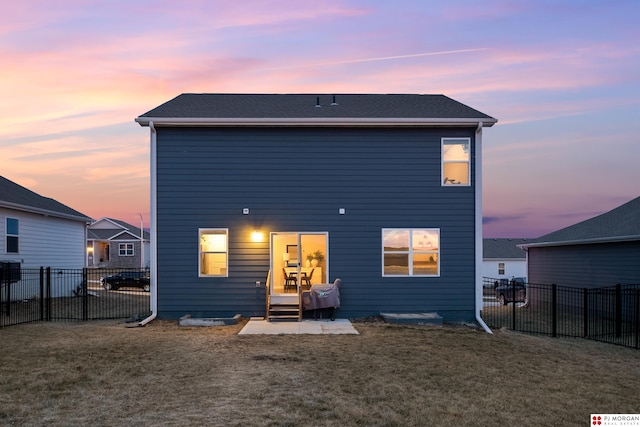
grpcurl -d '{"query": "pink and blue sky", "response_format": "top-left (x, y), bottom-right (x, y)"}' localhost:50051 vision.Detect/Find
top-left (2, 1), bottom-right (639, 237)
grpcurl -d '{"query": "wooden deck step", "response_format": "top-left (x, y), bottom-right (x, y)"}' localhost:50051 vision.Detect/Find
top-left (268, 303), bottom-right (300, 321)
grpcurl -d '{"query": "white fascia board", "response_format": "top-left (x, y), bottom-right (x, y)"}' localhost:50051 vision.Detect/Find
top-left (135, 117), bottom-right (497, 127)
top-left (109, 230), bottom-right (140, 240)
top-left (518, 235), bottom-right (640, 249)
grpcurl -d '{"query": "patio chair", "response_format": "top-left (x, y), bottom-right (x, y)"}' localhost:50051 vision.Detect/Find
top-left (282, 268), bottom-right (298, 292)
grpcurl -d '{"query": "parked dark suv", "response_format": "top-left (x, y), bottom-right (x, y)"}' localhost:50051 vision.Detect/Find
top-left (495, 277), bottom-right (526, 305)
top-left (101, 271), bottom-right (150, 292)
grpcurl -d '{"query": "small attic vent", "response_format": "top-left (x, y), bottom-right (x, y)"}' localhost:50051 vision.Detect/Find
top-left (331, 95), bottom-right (338, 106)
top-left (315, 96), bottom-right (321, 108)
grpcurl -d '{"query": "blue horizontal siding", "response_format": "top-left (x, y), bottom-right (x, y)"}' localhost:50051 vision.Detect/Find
top-left (156, 126), bottom-right (478, 321)
top-left (528, 241), bottom-right (640, 288)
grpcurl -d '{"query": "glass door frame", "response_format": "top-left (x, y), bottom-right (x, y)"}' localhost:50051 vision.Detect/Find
top-left (270, 231), bottom-right (328, 295)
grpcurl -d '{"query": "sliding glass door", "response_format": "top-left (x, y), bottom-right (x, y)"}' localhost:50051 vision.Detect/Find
top-left (270, 232), bottom-right (328, 295)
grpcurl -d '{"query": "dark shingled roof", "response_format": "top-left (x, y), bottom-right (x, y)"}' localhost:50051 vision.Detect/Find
top-left (87, 218), bottom-right (149, 240)
top-left (137, 93), bottom-right (496, 122)
top-left (524, 196), bottom-right (640, 247)
top-left (0, 175), bottom-right (91, 222)
top-left (483, 238), bottom-right (529, 259)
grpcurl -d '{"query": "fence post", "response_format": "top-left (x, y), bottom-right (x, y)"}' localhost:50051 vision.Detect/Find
top-left (1, 267), bottom-right (7, 318)
top-left (0, 268), bottom-right (3, 327)
top-left (1, 267), bottom-right (6, 321)
top-left (46, 267), bottom-right (51, 321)
top-left (0, 267), bottom-right (3, 327)
top-left (82, 268), bottom-right (88, 321)
top-left (512, 279), bottom-right (516, 330)
top-left (552, 284), bottom-right (557, 338)
top-left (615, 284), bottom-right (621, 339)
top-left (40, 267), bottom-right (45, 321)
top-left (583, 288), bottom-right (589, 338)
top-left (3, 267), bottom-right (10, 318)
top-left (635, 288), bottom-right (639, 350)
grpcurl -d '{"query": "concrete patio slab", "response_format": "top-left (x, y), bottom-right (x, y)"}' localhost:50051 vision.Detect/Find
top-left (179, 314), bottom-right (241, 326)
top-left (380, 312), bottom-right (443, 326)
top-left (238, 318), bottom-right (359, 335)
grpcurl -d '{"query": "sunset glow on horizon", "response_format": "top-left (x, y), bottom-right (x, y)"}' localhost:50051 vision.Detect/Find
top-left (2, 1), bottom-right (639, 237)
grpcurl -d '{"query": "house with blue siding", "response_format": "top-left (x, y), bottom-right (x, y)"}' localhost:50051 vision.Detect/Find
top-left (135, 94), bottom-right (496, 323)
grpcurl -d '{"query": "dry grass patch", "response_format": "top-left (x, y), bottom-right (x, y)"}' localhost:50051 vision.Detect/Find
top-left (1, 319), bottom-right (639, 426)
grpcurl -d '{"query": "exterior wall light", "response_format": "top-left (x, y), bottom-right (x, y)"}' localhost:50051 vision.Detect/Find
top-left (251, 230), bottom-right (264, 242)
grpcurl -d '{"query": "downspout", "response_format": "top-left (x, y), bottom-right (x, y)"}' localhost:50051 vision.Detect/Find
top-left (475, 121), bottom-right (492, 334)
top-left (138, 121), bottom-right (158, 326)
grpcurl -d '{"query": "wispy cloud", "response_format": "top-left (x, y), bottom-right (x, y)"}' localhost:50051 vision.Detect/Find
top-left (11, 147), bottom-right (113, 162)
top-left (482, 214), bottom-right (525, 226)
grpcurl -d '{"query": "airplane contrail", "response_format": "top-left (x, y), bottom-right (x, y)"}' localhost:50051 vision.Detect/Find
top-left (261, 48), bottom-right (492, 70)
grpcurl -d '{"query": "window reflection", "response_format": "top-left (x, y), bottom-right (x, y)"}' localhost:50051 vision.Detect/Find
top-left (382, 228), bottom-right (440, 276)
top-left (442, 138), bottom-right (471, 186)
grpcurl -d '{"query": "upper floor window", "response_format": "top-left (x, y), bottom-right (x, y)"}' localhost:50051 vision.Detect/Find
top-left (498, 262), bottom-right (505, 275)
top-left (119, 243), bottom-right (134, 256)
top-left (199, 229), bottom-right (228, 277)
top-left (382, 228), bottom-right (440, 277)
top-left (6, 218), bottom-right (19, 253)
top-left (442, 138), bottom-right (470, 186)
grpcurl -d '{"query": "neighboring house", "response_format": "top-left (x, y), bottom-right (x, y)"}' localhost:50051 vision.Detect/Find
top-left (136, 93), bottom-right (496, 322)
top-left (0, 175), bottom-right (91, 298)
top-left (482, 238), bottom-right (528, 281)
top-left (87, 218), bottom-right (150, 269)
top-left (520, 196), bottom-right (640, 288)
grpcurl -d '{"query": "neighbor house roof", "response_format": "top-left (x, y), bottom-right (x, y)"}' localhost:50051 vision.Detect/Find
top-left (0, 175), bottom-right (91, 222)
top-left (483, 238), bottom-right (529, 259)
top-left (520, 196), bottom-right (640, 249)
top-left (87, 217), bottom-right (149, 241)
top-left (135, 93), bottom-right (497, 127)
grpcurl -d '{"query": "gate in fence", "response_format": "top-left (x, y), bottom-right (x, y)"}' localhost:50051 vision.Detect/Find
top-left (1, 267), bottom-right (151, 328)
top-left (481, 277), bottom-right (640, 349)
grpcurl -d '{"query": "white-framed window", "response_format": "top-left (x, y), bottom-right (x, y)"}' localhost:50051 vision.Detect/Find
top-left (382, 228), bottom-right (440, 277)
top-left (6, 218), bottom-right (19, 253)
top-left (199, 228), bottom-right (228, 277)
top-left (442, 137), bottom-right (471, 186)
top-left (119, 243), bottom-right (134, 256)
top-left (498, 262), bottom-right (505, 275)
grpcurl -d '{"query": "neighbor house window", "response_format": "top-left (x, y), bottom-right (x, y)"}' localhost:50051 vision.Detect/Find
top-left (382, 228), bottom-right (440, 276)
top-left (498, 262), bottom-right (505, 275)
top-left (6, 218), bottom-right (19, 253)
top-left (442, 138), bottom-right (470, 185)
top-left (199, 229), bottom-right (228, 277)
top-left (119, 243), bottom-right (134, 256)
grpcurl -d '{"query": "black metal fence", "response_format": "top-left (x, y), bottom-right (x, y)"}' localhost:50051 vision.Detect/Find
top-left (481, 277), bottom-right (640, 349)
top-left (1, 267), bottom-right (151, 328)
